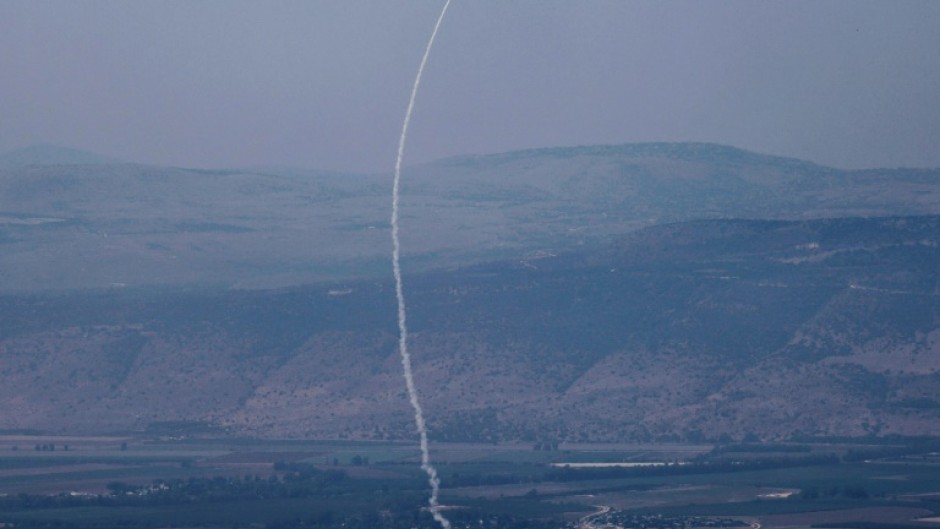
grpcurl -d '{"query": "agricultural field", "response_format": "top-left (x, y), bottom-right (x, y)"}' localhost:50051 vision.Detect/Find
top-left (1, 434), bottom-right (939, 528)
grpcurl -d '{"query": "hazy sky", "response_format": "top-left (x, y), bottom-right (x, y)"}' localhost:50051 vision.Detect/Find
top-left (2, 1), bottom-right (939, 172)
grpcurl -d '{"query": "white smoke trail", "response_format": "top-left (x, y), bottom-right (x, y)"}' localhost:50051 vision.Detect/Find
top-left (391, 2), bottom-right (452, 529)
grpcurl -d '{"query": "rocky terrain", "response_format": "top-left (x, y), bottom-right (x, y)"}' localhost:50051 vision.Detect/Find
top-left (1, 214), bottom-right (937, 442)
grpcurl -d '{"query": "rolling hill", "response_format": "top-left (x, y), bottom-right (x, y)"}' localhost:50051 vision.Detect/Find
top-left (2, 142), bottom-right (940, 291)
top-left (1, 215), bottom-right (937, 442)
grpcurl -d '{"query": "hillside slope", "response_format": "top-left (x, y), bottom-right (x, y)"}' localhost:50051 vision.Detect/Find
top-left (1, 215), bottom-right (937, 441)
top-left (2, 143), bottom-right (939, 291)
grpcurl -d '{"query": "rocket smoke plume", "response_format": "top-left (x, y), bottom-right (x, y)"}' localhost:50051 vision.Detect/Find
top-left (390, 1), bottom-right (452, 528)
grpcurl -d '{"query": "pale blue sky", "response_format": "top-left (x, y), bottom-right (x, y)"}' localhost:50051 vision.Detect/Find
top-left (1, 1), bottom-right (939, 172)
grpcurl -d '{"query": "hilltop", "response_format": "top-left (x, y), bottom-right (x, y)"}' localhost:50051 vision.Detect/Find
top-left (1, 142), bottom-right (939, 291)
top-left (0, 144), bottom-right (121, 168)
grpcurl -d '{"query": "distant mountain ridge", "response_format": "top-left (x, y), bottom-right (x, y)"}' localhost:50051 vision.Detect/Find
top-left (437, 142), bottom-right (833, 173)
top-left (1, 142), bottom-right (939, 292)
top-left (0, 144), bottom-right (121, 168)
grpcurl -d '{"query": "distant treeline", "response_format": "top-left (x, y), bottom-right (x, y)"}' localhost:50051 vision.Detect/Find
top-left (266, 510), bottom-right (560, 529)
top-left (545, 454), bottom-right (840, 481)
top-left (0, 466), bottom-right (559, 529)
top-left (710, 443), bottom-right (812, 454)
top-left (0, 463), bottom-right (348, 512)
top-left (800, 484), bottom-right (875, 500)
top-left (0, 463), bottom-right (458, 529)
top-left (810, 522), bottom-right (927, 529)
top-left (790, 434), bottom-right (940, 445)
top-left (445, 454), bottom-right (840, 488)
top-left (842, 439), bottom-right (940, 462)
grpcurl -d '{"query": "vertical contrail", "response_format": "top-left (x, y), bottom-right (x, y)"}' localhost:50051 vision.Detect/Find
top-left (391, 2), bottom-right (452, 529)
